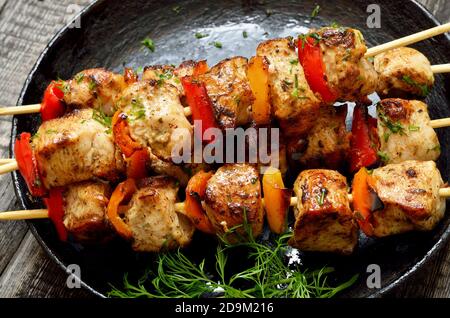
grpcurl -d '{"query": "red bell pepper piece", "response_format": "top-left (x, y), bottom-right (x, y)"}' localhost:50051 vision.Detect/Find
top-left (40, 81), bottom-right (65, 121)
top-left (14, 132), bottom-right (47, 197)
top-left (181, 76), bottom-right (218, 142)
top-left (298, 36), bottom-right (338, 103)
top-left (44, 187), bottom-right (68, 241)
top-left (349, 105), bottom-right (379, 172)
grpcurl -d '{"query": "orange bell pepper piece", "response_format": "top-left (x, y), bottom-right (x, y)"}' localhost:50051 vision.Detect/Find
top-left (184, 170), bottom-right (216, 234)
top-left (247, 56), bottom-right (271, 125)
top-left (262, 167), bottom-right (292, 234)
top-left (112, 111), bottom-right (143, 157)
top-left (193, 60), bottom-right (209, 76)
top-left (107, 178), bottom-right (137, 239)
top-left (352, 168), bottom-right (376, 236)
top-left (126, 148), bottom-right (149, 179)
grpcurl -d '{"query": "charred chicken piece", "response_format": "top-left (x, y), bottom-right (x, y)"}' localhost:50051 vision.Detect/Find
top-left (313, 27), bottom-right (378, 101)
top-left (204, 164), bottom-right (264, 242)
top-left (116, 80), bottom-right (193, 163)
top-left (256, 38), bottom-right (321, 137)
top-left (198, 57), bottom-right (254, 129)
top-left (289, 105), bottom-right (350, 170)
top-left (63, 68), bottom-right (128, 116)
top-left (374, 47), bottom-right (434, 98)
top-left (289, 169), bottom-right (358, 255)
top-left (63, 181), bottom-right (113, 243)
top-left (123, 176), bottom-right (194, 252)
top-left (376, 98), bottom-right (440, 164)
top-left (368, 160), bottom-right (446, 237)
top-left (32, 109), bottom-right (124, 188)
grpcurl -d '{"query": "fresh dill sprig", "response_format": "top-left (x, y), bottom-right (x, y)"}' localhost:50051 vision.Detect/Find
top-left (108, 217), bottom-right (358, 298)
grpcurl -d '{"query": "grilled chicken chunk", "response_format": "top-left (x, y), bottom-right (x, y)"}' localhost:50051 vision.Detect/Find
top-left (142, 61), bottom-right (196, 95)
top-left (198, 57), bottom-right (254, 129)
top-left (63, 68), bottom-right (128, 116)
top-left (63, 181), bottom-right (112, 243)
top-left (290, 105), bottom-right (350, 170)
top-left (116, 80), bottom-right (193, 162)
top-left (314, 27), bottom-right (378, 101)
top-left (32, 109), bottom-right (124, 188)
top-left (123, 176), bottom-right (194, 252)
top-left (369, 160), bottom-right (446, 237)
top-left (376, 99), bottom-right (440, 164)
top-left (290, 169), bottom-right (358, 255)
top-left (374, 47), bottom-right (434, 98)
top-left (257, 38), bottom-right (320, 137)
top-left (204, 164), bottom-right (264, 241)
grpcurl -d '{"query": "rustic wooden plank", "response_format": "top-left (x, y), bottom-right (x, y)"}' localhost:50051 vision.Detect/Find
top-left (0, 232), bottom-right (93, 298)
top-left (0, 0), bottom-right (448, 298)
top-left (0, 0), bottom-right (93, 298)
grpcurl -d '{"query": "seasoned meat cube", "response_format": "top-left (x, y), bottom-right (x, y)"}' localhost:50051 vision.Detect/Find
top-left (289, 169), bottom-right (358, 255)
top-left (204, 164), bottom-right (264, 241)
top-left (32, 109), bottom-right (124, 188)
top-left (63, 68), bottom-right (127, 116)
top-left (315, 27), bottom-right (378, 101)
top-left (256, 38), bottom-right (320, 137)
top-left (198, 57), bottom-right (254, 129)
top-left (369, 160), bottom-right (445, 237)
top-left (292, 105), bottom-right (350, 169)
top-left (116, 80), bottom-right (193, 162)
top-left (124, 176), bottom-right (194, 252)
top-left (142, 63), bottom-right (195, 95)
top-left (63, 182), bottom-right (112, 243)
top-left (376, 99), bottom-right (440, 164)
top-left (374, 47), bottom-right (434, 97)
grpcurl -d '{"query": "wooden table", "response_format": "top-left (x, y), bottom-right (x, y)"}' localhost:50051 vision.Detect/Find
top-left (0, 0), bottom-right (449, 298)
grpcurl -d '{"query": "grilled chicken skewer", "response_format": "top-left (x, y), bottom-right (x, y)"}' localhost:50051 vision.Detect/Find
top-left (1, 21), bottom-right (450, 118)
top-left (2, 161), bottom-right (448, 254)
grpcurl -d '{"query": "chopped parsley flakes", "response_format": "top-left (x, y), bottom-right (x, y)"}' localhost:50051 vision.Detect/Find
top-left (141, 38), bottom-right (155, 52)
top-left (401, 75), bottom-right (430, 97)
top-left (311, 5), bottom-right (320, 18)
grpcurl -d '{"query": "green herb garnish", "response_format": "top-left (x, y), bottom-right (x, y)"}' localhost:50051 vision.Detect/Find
top-left (401, 75), bottom-right (430, 97)
top-left (378, 109), bottom-right (405, 141)
top-left (242, 31), bottom-right (248, 38)
top-left (408, 125), bottom-right (420, 132)
top-left (108, 216), bottom-right (358, 298)
top-left (142, 38), bottom-right (155, 52)
top-left (377, 151), bottom-right (390, 163)
top-left (211, 41), bottom-right (223, 49)
top-left (195, 32), bottom-right (209, 39)
top-left (172, 6), bottom-right (181, 14)
top-left (311, 5), bottom-right (320, 18)
top-left (92, 109), bottom-right (112, 133)
top-left (317, 188), bottom-right (327, 206)
top-left (74, 73), bottom-right (84, 84)
top-left (88, 80), bottom-right (97, 91)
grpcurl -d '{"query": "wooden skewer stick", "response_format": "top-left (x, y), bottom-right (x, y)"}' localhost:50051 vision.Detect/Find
top-left (2, 188), bottom-right (449, 221)
top-left (430, 63), bottom-right (450, 74)
top-left (0, 115), bottom-right (449, 175)
top-left (365, 22), bottom-right (450, 57)
top-left (0, 103), bottom-right (193, 117)
top-left (0, 159), bottom-right (15, 165)
top-left (174, 188), bottom-right (449, 214)
top-left (0, 161), bottom-right (18, 175)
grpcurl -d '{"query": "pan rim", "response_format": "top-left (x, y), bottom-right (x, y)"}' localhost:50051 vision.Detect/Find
top-left (8, 0), bottom-right (450, 298)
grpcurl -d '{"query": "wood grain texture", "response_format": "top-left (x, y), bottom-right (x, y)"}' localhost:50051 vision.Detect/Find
top-left (0, 0), bottom-right (448, 298)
